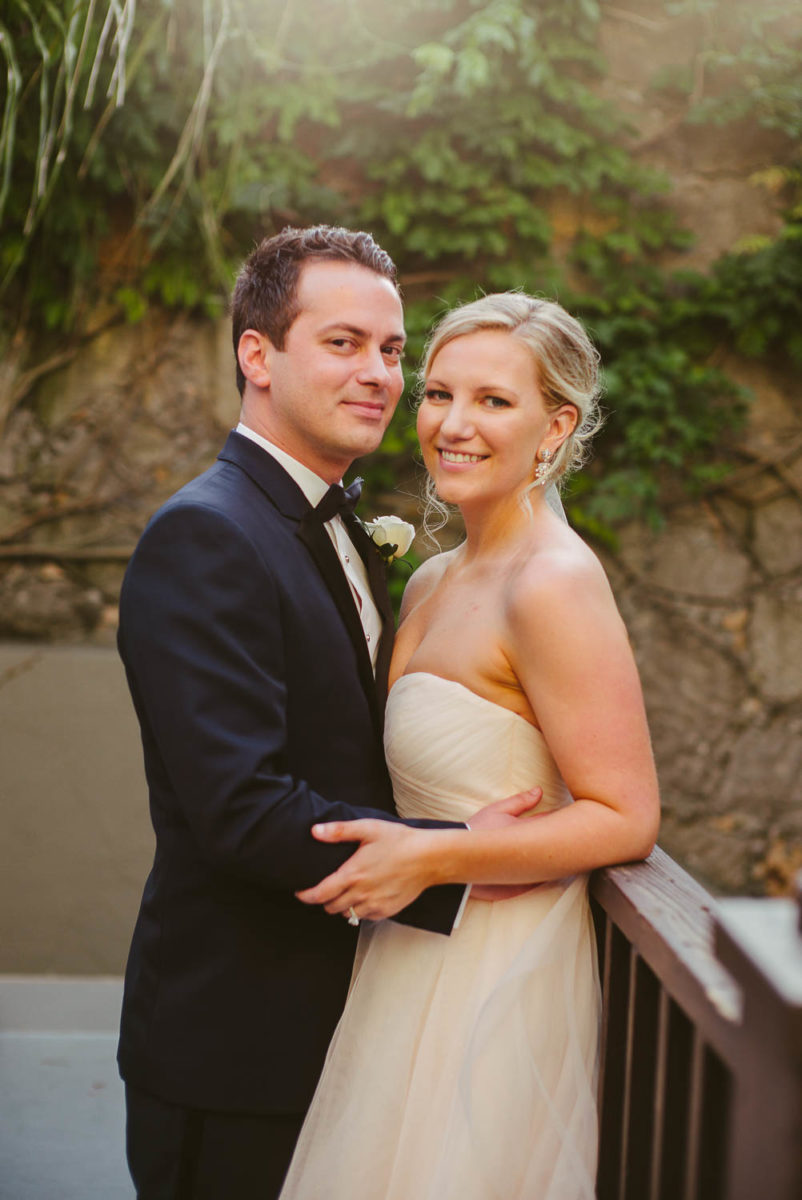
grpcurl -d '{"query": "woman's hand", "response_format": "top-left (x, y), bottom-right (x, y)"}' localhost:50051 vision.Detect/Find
top-left (295, 820), bottom-right (439, 922)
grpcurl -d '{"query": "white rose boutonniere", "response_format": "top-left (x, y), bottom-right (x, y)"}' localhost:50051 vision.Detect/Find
top-left (363, 515), bottom-right (416, 565)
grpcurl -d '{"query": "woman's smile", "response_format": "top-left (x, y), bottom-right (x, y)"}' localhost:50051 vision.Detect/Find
top-left (437, 448), bottom-right (489, 465)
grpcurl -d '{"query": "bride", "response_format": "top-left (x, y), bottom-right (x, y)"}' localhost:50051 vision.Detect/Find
top-left (283, 292), bottom-right (660, 1199)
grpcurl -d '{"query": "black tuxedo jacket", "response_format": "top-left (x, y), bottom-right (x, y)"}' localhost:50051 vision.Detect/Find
top-left (117, 431), bottom-right (463, 1115)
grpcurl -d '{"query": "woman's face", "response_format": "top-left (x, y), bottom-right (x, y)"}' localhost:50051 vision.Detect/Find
top-left (417, 329), bottom-right (574, 509)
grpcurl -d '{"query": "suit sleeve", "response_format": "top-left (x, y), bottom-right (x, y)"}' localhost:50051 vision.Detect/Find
top-left (120, 503), bottom-right (464, 934)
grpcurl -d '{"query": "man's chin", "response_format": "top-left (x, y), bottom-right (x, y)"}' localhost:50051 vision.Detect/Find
top-left (341, 428), bottom-right (391, 462)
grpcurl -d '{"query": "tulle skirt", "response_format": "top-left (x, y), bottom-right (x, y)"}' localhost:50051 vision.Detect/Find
top-left (280, 875), bottom-right (600, 1200)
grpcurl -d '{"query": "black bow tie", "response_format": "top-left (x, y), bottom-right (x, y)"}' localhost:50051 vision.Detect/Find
top-left (313, 477), bottom-right (363, 523)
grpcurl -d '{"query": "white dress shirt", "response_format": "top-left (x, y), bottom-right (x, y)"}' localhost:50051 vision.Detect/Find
top-left (236, 423), bottom-right (382, 671)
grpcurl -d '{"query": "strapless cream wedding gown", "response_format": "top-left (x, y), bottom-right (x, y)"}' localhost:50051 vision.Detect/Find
top-left (280, 673), bottom-right (600, 1200)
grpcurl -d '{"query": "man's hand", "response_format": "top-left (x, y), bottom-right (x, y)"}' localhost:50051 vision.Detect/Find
top-left (468, 786), bottom-right (542, 831)
top-left (295, 819), bottom-right (437, 922)
top-left (295, 786), bottom-right (545, 919)
top-left (468, 786), bottom-right (543, 902)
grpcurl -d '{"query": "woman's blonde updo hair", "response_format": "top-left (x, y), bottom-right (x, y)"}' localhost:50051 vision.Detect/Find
top-left (420, 292), bottom-right (602, 495)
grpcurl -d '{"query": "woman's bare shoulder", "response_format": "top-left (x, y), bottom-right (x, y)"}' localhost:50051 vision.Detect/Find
top-left (507, 530), bottom-right (617, 633)
top-left (399, 547), bottom-right (458, 621)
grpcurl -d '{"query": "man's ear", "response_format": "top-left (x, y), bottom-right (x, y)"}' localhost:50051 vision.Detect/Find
top-left (237, 330), bottom-right (273, 389)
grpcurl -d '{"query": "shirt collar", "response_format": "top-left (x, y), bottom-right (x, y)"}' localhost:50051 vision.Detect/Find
top-left (236, 422), bottom-right (330, 507)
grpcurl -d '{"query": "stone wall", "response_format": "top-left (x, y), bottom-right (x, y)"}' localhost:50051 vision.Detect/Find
top-left (594, 4), bottom-right (802, 893)
top-left (1, 2), bottom-right (800, 947)
top-left (0, 314), bottom-right (239, 643)
top-left (601, 361), bottom-right (802, 894)
top-left (1, 310), bottom-right (799, 907)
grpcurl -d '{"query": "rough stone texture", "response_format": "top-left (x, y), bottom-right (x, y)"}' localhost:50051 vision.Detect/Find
top-left (0, 563), bottom-right (106, 641)
top-left (597, 4), bottom-right (789, 271)
top-left (601, 412), bottom-right (802, 895)
top-left (752, 497), bottom-right (802, 575)
top-left (718, 711), bottom-right (802, 817)
top-left (585, 0), bottom-right (802, 901)
top-left (0, 311), bottom-right (239, 643)
top-left (750, 585), bottom-right (802, 705)
top-left (614, 517), bottom-right (752, 599)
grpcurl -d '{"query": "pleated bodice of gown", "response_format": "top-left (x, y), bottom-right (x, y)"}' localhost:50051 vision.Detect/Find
top-left (280, 673), bottom-right (600, 1200)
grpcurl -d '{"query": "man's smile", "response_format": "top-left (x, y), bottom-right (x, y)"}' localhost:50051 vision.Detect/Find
top-left (342, 397), bottom-right (389, 419)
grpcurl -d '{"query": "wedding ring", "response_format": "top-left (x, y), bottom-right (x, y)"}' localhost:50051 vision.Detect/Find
top-left (347, 906), bottom-right (360, 927)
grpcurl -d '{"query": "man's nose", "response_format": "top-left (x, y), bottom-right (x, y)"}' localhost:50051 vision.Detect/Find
top-left (356, 346), bottom-right (394, 387)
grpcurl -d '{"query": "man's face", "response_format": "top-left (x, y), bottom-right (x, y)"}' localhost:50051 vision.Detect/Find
top-left (244, 260), bottom-right (406, 481)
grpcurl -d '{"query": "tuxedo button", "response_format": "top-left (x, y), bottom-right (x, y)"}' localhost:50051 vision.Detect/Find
top-left (366, 633), bottom-right (371, 642)
top-left (344, 555), bottom-right (350, 563)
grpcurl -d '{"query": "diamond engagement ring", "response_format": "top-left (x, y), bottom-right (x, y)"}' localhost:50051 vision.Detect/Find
top-left (347, 907), bottom-right (360, 927)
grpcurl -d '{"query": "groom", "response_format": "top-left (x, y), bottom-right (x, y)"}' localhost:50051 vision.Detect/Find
top-left (118, 225), bottom-right (528, 1199)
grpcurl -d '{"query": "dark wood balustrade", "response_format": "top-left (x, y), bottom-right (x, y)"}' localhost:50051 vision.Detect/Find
top-left (590, 847), bottom-right (802, 1200)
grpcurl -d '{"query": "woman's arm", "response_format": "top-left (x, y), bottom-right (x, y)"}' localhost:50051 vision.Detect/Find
top-left (499, 547), bottom-right (661, 871)
top-left (297, 550), bottom-right (659, 919)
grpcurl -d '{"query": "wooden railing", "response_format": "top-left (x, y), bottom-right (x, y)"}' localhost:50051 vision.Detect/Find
top-left (590, 847), bottom-right (802, 1200)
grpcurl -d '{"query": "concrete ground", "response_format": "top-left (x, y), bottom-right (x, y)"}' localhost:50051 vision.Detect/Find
top-left (0, 977), bottom-right (133, 1200)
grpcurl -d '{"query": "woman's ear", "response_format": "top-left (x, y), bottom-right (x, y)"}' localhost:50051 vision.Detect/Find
top-left (546, 403), bottom-right (578, 453)
top-left (237, 329), bottom-right (272, 390)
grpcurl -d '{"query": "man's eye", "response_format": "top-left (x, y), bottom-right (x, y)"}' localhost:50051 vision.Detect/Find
top-left (383, 345), bottom-right (405, 361)
top-left (330, 338), bottom-right (353, 349)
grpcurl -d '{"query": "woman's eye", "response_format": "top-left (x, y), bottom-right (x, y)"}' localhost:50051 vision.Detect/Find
top-left (484, 395), bottom-right (511, 409)
top-left (424, 388), bottom-right (451, 402)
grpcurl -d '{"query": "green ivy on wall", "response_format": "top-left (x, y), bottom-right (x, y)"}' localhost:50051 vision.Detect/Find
top-left (2, 0), bottom-right (800, 531)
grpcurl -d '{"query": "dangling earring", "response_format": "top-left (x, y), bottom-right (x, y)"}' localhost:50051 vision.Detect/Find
top-left (534, 447), bottom-right (552, 486)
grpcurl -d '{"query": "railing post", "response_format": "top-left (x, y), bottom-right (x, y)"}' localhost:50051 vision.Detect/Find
top-left (714, 895), bottom-right (802, 1200)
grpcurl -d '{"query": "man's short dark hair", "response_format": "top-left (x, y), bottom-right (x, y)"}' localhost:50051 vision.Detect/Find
top-left (230, 225), bottom-right (399, 396)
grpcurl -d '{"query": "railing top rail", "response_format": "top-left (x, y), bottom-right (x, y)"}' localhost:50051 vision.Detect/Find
top-left (592, 850), bottom-right (802, 1200)
top-left (591, 846), bottom-right (742, 1058)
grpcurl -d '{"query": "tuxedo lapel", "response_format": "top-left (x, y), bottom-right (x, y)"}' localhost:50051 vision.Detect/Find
top-left (218, 431), bottom-right (387, 732)
top-left (296, 514), bottom-right (384, 735)
top-left (343, 514), bottom-right (395, 714)
top-left (218, 431), bottom-right (310, 520)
